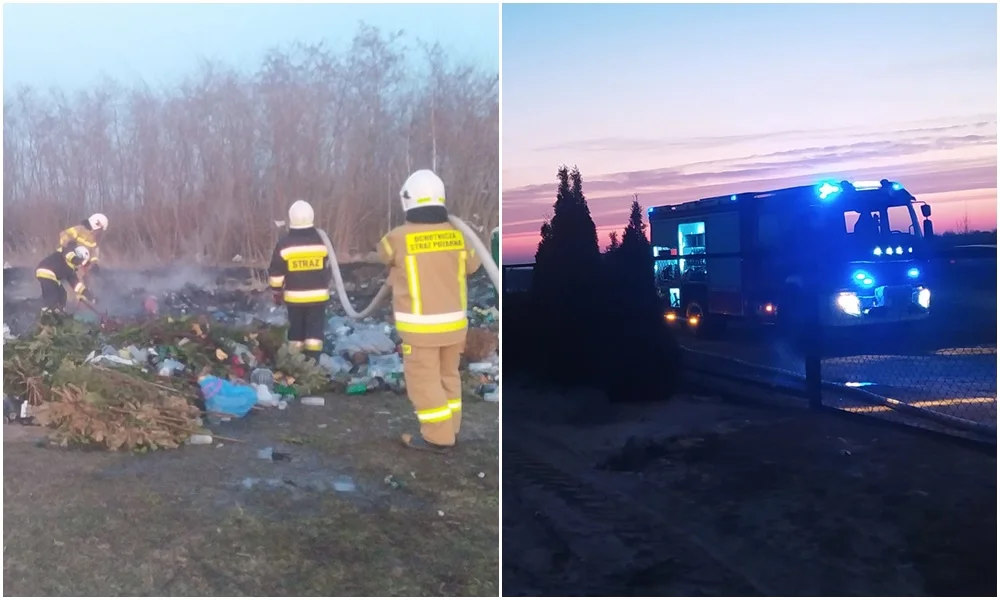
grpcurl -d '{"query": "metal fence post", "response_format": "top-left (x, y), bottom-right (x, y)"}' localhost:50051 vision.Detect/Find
top-left (804, 285), bottom-right (823, 410)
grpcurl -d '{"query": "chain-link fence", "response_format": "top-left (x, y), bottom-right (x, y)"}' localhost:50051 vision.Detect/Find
top-left (677, 250), bottom-right (997, 438)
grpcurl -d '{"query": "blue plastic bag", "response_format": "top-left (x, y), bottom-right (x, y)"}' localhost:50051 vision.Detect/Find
top-left (199, 375), bottom-right (257, 418)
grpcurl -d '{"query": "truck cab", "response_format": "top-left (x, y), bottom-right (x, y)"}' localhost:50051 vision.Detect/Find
top-left (648, 179), bottom-right (934, 333)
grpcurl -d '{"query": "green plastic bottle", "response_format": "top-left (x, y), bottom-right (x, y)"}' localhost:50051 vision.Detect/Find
top-left (345, 381), bottom-right (368, 395)
top-left (273, 383), bottom-right (297, 399)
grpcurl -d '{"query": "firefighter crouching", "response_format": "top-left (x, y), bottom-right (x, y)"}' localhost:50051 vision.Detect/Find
top-left (36, 246), bottom-right (97, 317)
top-left (58, 213), bottom-right (108, 274)
top-left (379, 169), bottom-right (482, 453)
top-left (268, 200), bottom-right (331, 362)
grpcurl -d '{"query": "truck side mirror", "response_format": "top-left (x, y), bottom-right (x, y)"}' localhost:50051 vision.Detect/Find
top-left (920, 204), bottom-right (932, 218)
top-left (923, 219), bottom-right (934, 238)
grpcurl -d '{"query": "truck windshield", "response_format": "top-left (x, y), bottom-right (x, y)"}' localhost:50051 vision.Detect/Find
top-left (826, 201), bottom-right (921, 252)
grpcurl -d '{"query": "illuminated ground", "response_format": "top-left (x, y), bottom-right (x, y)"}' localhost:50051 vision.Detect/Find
top-left (677, 287), bottom-right (998, 427)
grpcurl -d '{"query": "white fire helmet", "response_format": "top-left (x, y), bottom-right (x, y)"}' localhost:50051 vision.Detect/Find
top-left (399, 170), bottom-right (446, 213)
top-left (288, 200), bottom-right (315, 229)
top-left (73, 246), bottom-right (91, 265)
top-left (88, 213), bottom-right (108, 231)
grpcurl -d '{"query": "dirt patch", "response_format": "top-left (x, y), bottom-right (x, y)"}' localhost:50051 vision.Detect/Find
top-left (502, 384), bottom-right (996, 596)
top-left (4, 392), bottom-right (498, 596)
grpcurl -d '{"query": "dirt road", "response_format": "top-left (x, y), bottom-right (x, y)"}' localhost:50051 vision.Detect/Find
top-left (502, 383), bottom-right (996, 596)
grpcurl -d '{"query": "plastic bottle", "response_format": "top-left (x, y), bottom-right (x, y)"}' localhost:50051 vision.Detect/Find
top-left (345, 378), bottom-right (371, 395)
top-left (187, 433), bottom-right (213, 445)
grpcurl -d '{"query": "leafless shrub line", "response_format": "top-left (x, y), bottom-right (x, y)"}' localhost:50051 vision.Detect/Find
top-left (3, 25), bottom-right (499, 267)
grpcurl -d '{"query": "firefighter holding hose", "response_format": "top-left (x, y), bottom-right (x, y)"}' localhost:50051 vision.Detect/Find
top-left (378, 169), bottom-right (482, 453)
top-left (268, 200), bottom-right (331, 362)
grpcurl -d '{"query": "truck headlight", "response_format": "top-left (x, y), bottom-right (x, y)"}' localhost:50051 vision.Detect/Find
top-left (836, 292), bottom-right (862, 316)
top-left (917, 288), bottom-right (931, 309)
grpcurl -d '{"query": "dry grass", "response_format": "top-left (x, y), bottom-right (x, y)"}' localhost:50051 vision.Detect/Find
top-left (3, 391), bottom-right (499, 596)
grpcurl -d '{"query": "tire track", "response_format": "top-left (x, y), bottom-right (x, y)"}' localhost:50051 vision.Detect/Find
top-left (505, 436), bottom-right (770, 596)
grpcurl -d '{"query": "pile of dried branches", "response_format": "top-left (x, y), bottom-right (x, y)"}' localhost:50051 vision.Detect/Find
top-left (2, 315), bottom-right (329, 451)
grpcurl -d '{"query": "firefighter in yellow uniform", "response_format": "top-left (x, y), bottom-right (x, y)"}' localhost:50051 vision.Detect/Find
top-left (36, 246), bottom-right (96, 318)
top-left (268, 200), bottom-right (331, 362)
top-left (378, 170), bottom-right (482, 452)
top-left (58, 213), bottom-right (108, 272)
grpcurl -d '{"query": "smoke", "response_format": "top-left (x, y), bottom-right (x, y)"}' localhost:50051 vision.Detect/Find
top-left (93, 264), bottom-right (235, 318)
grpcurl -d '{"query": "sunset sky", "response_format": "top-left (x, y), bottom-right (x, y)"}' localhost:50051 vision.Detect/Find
top-left (502, 4), bottom-right (998, 263)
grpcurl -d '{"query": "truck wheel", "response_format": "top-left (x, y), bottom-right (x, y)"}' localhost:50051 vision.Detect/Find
top-left (686, 302), bottom-right (725, 339)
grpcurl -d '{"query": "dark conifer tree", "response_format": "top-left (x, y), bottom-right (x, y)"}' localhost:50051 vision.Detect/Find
top-left (606, 231), bottom-right (621, 253)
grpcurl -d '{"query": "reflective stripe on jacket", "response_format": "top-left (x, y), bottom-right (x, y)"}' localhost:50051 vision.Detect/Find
top-left (37, 251), bottom-right (87, 296)
top-left (268, 228), bottom-right (331, 304)
top-left (378, 221), bottom-right (482, 346)
top-left (58, 222), bottom-right (100, 263)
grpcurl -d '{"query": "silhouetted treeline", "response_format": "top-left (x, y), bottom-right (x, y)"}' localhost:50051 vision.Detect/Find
top-left (3, 25), bottom-right (498, 266)
top-left (504, 166), bottom-right (682, 403)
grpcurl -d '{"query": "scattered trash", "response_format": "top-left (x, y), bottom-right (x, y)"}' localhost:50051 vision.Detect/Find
top-left (2, 267), bottom-right (498, 453)
top-left (200, 376), bottom-right (258, 418)
top-left (4, 394), bottom-right (28, 424)
top-left (255, 384), bottom-right (278, 407)
top-left (85, 353), bottom-right (138, 368)
top-left (157, 358), bottom-right (185, 377)
top-left (187, 433), bottom-right (214, 445)
top-left (257, 446), bottom-right (292, 462)
top-left (319, 353), bottom-right (353, 377)
top-left (334, 327), bottom-right (396, 355)
top-left (346, 378), bottom-right (378, 395)
top-left (468, 361), bottom-right (497, 374)
top-left (250, 368), bottom-right (275, 389)
top-left (368, 352), bottom-right (404, 377)
top-left (332, 475), bottom-right (356, 492)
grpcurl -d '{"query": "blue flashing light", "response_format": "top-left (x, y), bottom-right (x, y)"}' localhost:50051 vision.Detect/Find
top-left (891, 182), bottom-right (903, 191)
top-left (873, 247), bottom-right (883, 256)
top-left (862, 277), bottom-right (874, 286)
top-left (895, 246), bottom-right (903, 254)
top-left (854, 271), bottom-right (867, 281)
top-left (647, 207), bottom-right (653, 214)
top-left (730, 194), bottom-right (738, 201)
top-left (886, 247), bottom-right (894, 255)
top-left (817, 182), bottom-right (841, 200)
top-left (907, 267), bottom-right (920, 278)
top-left (907, 247), bottom-right (913, 253)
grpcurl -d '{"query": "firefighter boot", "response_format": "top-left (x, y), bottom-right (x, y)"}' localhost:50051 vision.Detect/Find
top-left (440, 341), bottom-right (464, 439)
top-left (401, 344), bottom-right (455, 451)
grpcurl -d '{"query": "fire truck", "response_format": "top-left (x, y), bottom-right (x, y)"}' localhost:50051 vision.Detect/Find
top-left (648, 179), bottom-right (934, 334)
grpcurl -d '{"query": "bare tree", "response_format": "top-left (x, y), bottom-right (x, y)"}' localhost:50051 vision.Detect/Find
top-left (2, 25), bottom-right (499, 266)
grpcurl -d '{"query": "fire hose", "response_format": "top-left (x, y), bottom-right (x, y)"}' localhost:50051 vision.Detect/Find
top-left (316, 216), bottom-right (501, 321)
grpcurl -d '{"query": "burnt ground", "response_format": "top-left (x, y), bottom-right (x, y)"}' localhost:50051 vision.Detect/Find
top-left (4, 392), bottom-right (499, 596)
top-left (3, 264), bottom-right (499, 596)
top-left (502, 381), bottom-right (996, 596)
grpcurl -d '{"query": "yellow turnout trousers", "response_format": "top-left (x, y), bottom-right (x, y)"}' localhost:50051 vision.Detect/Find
top-left (402, 341), bottom-right (464, 446)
